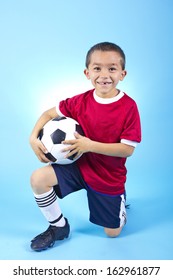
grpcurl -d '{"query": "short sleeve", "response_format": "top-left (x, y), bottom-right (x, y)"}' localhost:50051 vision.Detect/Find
top-left (120, 102), bottom-right (141, 143)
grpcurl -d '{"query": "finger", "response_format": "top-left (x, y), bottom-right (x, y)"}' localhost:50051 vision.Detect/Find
top-left (37, 139), bottom-right (48, 153)
top-left (38, 155), bottom-right (49, 163)
top-left (61, 143), bottom-right (71, 152)
top-left (73, 151), bottom-right (82, 159)
top-left (74, 132), bottom-right (82, 138)
top-left (65, 148), bottom-right (78, 158)
top-left (39, 142), bottom-right (48, 154)
top-left (62, 144), bottom-right (75, 153)
top-left (62, 139), bottom-right (76, 145)
top-left (38, 152), bottom-right (50, 163)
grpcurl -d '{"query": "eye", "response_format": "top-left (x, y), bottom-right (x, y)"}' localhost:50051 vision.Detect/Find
top-left (93, 67), bottom-right (101, 71)
top-left (109, 67), bottom-right (116, 72)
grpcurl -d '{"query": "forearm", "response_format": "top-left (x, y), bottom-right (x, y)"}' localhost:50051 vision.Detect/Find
top-left (29, 107), bottom-right (59, 162)
top-left (89, 141), bottom-right (135, 157)
top-left (30, 107), bottom-right (58, 141)
top-left (30, 113), bottom-right (51, 140)
top-left (63, 133), bottom-right (135, 158)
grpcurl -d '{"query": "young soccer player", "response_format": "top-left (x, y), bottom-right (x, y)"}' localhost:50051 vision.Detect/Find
top-left (29, 42), bottom-right (141, 251)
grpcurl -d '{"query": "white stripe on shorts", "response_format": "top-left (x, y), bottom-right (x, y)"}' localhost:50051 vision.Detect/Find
top-left (119, 194), bottom-right (127, 227)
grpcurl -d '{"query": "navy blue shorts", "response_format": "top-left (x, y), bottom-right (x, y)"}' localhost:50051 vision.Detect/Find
top-left (51, 163), bottom-right (126, 229)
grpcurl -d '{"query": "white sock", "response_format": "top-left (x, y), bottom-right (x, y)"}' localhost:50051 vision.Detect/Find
top-left (34, 188), bottom-right (66, 227)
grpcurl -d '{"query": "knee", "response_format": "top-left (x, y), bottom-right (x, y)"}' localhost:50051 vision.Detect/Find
top-left (104, 227), bottom-right (122, 238)
top-left (30, 169), bottom-right (46, 193)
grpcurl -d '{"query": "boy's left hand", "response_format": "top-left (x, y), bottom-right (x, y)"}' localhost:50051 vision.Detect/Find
top-left (62, 132), bottom-right (92, 159)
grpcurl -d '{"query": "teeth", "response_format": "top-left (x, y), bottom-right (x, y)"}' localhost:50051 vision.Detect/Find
top-left (99, 82), bottom-right (111, 85)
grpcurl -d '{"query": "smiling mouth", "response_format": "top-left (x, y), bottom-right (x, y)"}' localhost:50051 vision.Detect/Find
top-left (97, 82), bottom-right (112, 85)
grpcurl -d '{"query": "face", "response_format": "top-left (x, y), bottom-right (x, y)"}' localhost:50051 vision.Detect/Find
top-left (84, 50), bottom-right (127, 98)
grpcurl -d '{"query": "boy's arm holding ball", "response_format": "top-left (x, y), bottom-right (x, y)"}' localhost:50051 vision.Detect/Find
top-left (29, 107), bottom-right (59, 162)
top-left (63, 132), bottom-right (135, 159)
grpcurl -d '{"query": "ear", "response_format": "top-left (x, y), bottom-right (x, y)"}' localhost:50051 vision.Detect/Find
top-left (84, 69), bottom-right (90, 80)
top-left (120, 70), bottom-right (127, 81)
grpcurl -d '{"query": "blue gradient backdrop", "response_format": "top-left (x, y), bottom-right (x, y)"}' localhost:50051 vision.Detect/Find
top-left (0, 0), bottom-right (173, 260)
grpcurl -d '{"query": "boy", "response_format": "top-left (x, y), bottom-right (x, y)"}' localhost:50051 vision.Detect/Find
top-left (29, 42), bottom-right (141, 251)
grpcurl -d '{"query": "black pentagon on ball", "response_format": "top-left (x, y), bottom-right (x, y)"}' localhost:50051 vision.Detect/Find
top-left (75, 124), bottom-right (84, 136)
top-left (44, 152), bottom-right (57, 162)
top-left (68, 152), bottom-right (77, 161)
top-left (51, 129), bottom-right (66, 144)
top-left (52, 116), bottom-right (67, 121)
top-left (38, 128), bottom-right (44, 140)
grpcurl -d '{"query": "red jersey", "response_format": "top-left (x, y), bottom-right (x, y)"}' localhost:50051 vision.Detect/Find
top-left (57, 89), bottom-right (141, 195)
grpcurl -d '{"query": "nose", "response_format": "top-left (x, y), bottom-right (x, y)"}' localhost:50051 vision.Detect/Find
top-left (100, 68), bottom-right (109, 78)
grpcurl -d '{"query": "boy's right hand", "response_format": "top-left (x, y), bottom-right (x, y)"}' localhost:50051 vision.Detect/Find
top-left (29, 107), bottom-right (59, 163)
top-left (30, 137), bottom-right (50, 163)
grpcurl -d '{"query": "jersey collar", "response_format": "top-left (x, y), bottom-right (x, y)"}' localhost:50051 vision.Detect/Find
top-left (93, 90), bottom-right (124, 104)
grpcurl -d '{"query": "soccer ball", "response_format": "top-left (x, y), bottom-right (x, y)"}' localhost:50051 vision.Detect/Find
top-left (38, 117), bottom-right (84, 164)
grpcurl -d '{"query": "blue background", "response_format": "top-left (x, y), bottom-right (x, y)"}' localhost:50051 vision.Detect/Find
top-left (0, 0), bottom-right (173, 260)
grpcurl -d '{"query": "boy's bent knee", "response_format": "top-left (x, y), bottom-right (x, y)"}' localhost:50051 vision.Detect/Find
top-left (30, 165), bottom-right (57, 194)
top-left (30, 169), bottom-right (45, 192)
top-left (104, 227), bottom-right (122, 238)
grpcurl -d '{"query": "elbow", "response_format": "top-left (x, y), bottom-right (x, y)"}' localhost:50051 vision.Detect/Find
top-left (125, 145), bottom-right (135, 157)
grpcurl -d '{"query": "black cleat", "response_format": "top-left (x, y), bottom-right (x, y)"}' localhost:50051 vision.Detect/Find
top-left (31, 218), bottom-right (70, 251)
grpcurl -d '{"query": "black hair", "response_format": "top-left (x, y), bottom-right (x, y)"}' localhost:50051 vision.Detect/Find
top-left (85, 42), bottom-right (126, 70)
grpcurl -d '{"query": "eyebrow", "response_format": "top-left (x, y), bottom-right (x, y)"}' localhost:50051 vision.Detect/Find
top-left (92, 63), bottom-right (118, 66)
